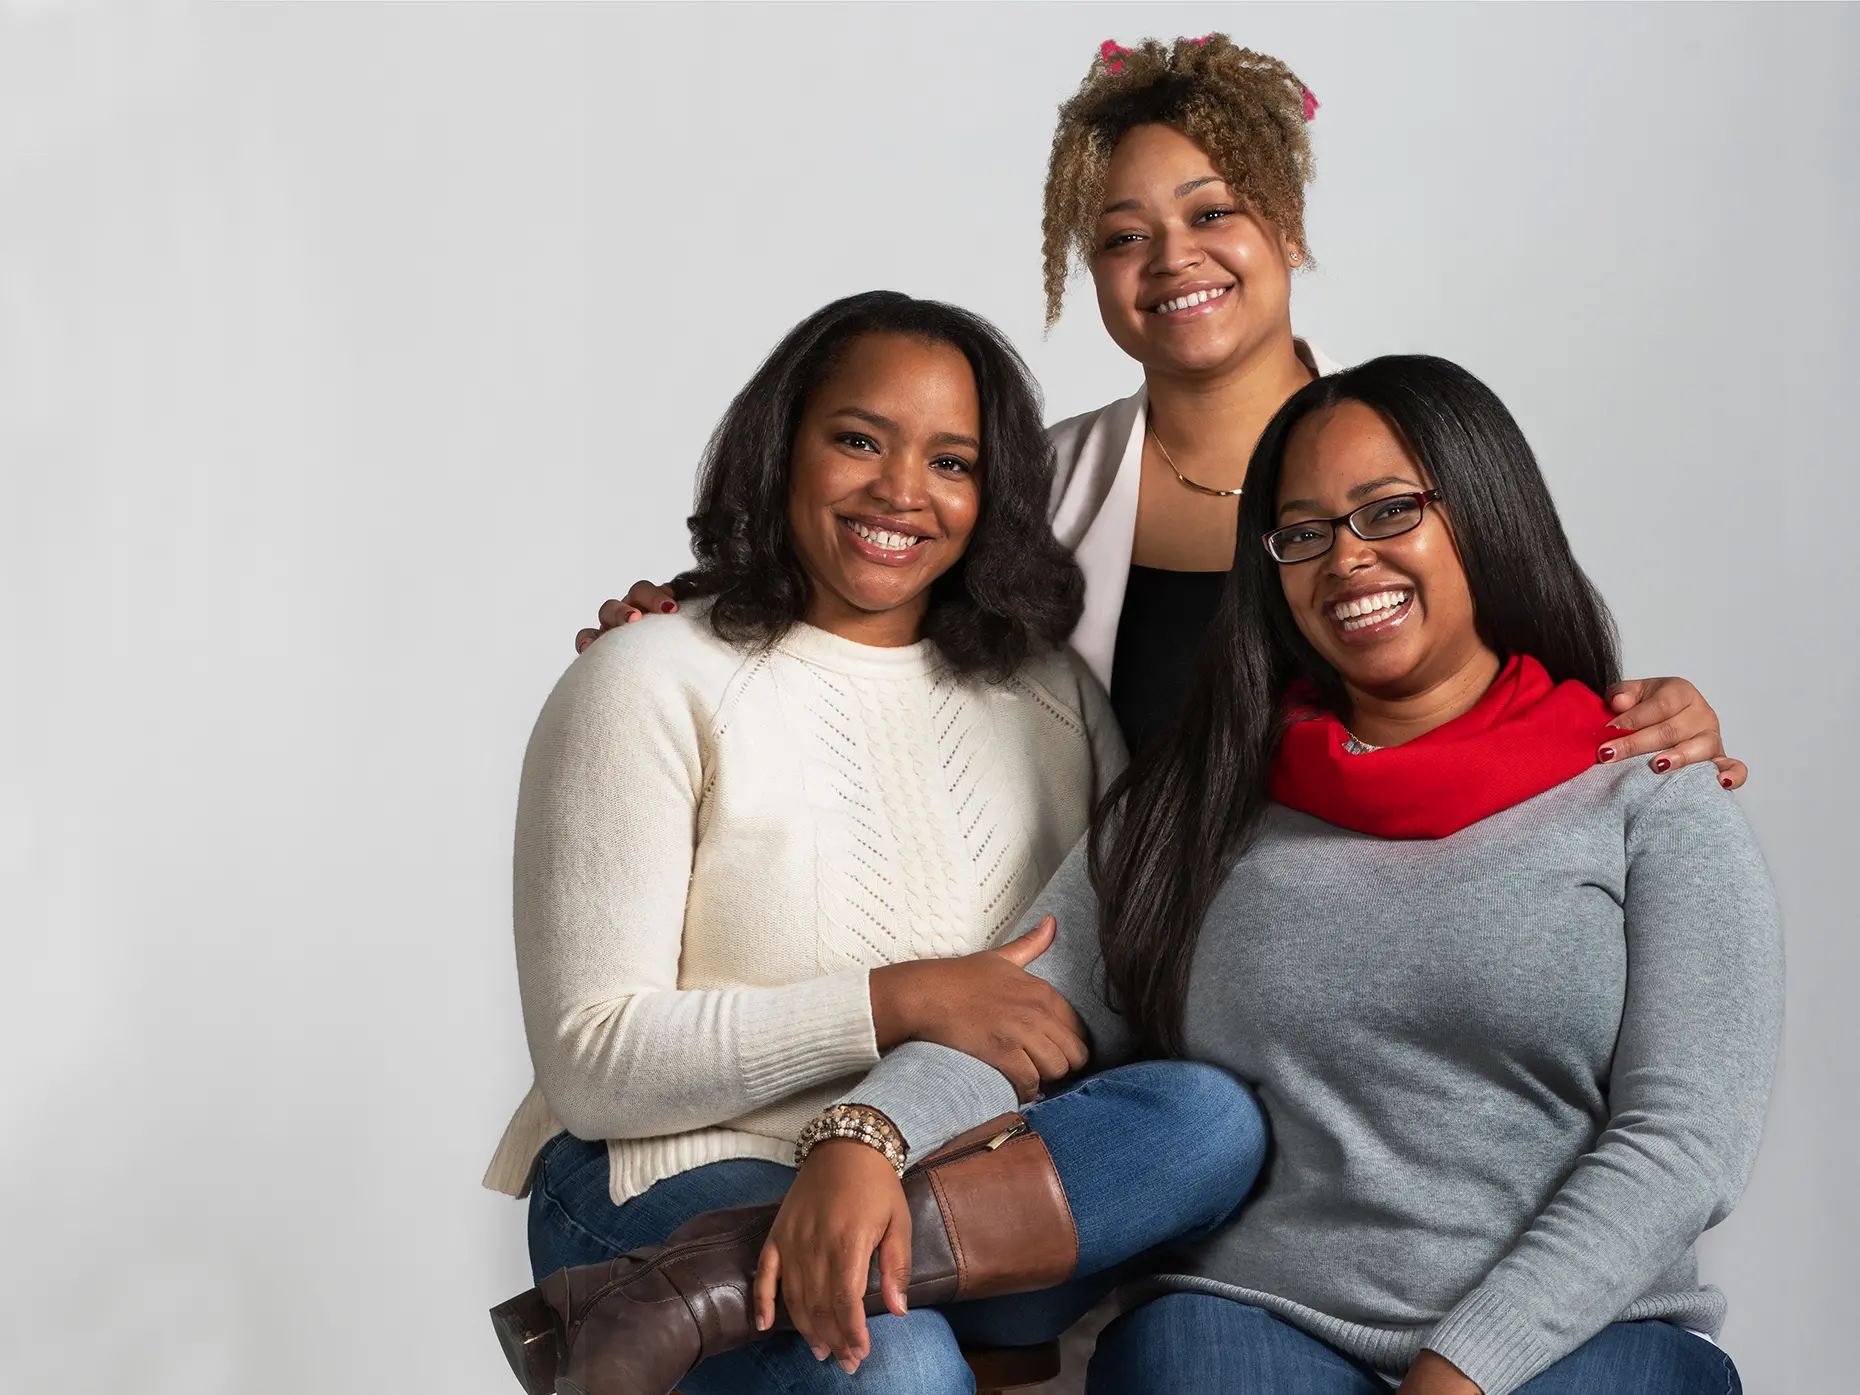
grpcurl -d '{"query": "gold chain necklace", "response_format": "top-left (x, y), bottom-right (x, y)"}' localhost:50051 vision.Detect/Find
top-left (1147, 422), bottom-right (1244, 498)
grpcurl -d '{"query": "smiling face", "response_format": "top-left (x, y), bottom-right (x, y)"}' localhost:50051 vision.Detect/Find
top-left (1273, 401), bottom-right (1497, 706)
top-left (1090, 123), bottom-right (1300, 379)
top-left (786, 333), bottom-right (982, 647)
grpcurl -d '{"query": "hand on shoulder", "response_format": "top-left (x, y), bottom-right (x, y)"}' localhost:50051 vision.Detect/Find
top-left (575, 579), bottom-right (682, 654)
top-left (1600, 675), bottom-right (1745, 790)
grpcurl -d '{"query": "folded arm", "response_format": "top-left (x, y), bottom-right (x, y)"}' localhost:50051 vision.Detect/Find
top-left (844, 833), bottom-right (1135, 1160)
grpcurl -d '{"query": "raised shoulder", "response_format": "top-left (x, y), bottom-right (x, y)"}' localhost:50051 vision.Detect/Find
top-left (1043, 388), bottom-right (1145, 517)
top-left (1045, 398), bottom-right (1121, 458)
top-left (1046, 389), bottom-right (1144, 456)
top-left (545, 600), bottom-right (752, 737)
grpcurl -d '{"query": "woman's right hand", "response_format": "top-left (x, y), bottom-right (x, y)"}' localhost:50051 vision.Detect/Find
top-left (754, 1138), bottom-right (910, 1375)
top-left (574, 580), bottom-right (679, 653)
top-left (869, 916), bottom-right (1089, 1100)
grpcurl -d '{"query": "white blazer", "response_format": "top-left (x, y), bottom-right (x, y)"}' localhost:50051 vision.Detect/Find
top-left (1045, 340), bottom-right (1344, 690)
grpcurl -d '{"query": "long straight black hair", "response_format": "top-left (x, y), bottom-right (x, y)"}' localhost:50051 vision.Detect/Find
top-left (1089, 355), bottom-right (1623, 1056)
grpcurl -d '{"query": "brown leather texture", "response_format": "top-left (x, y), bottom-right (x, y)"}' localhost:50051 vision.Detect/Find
top-left (535, 1218), bottom-right (775, 1395)
top-left (660, 1211), bottom-right (773, 1359)
top-left (892, 1171), bottom-right (960, 1308)
top-left (551, 1252), bottom-right (698, 1395)
top-left (915, 1115), bottom-right (1080, 1300)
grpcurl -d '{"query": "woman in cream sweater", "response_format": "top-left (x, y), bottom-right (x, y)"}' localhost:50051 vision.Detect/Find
top-left (486, 291), bottom-right (1267, 1395)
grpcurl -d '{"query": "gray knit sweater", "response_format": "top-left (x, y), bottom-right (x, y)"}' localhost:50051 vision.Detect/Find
top-left (845, 761), bottom-right (1783, 1395)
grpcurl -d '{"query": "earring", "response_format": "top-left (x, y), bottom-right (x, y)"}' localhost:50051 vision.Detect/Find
top-left (1289, 249), bottom-right (1304, 266)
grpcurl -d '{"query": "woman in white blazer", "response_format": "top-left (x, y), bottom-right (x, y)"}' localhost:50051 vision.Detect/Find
top-left (583, 33), bottom-right (1742, 779)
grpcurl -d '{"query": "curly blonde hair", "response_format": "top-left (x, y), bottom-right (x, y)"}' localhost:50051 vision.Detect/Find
top-left (1042, 34), bottom-right (1317, 327)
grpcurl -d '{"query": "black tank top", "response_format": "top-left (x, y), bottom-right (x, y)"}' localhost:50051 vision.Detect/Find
top-left (1109, 564), bottom-right (1228, 756)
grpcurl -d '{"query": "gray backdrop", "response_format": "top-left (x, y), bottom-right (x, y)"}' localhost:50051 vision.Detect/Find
top-left (2, 4), bottom-right (1853, 1393)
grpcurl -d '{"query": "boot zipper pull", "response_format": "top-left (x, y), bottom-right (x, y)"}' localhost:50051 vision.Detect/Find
top-left (985, 1123), bottom-right (1027, 1151)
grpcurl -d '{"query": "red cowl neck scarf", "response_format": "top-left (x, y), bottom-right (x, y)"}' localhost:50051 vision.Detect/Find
top-left (1269, 655), bottom-right (1616, 839)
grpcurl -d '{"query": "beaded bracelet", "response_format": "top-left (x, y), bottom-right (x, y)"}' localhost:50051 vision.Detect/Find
top-left (794, 1103), bottom-right (909, 1176)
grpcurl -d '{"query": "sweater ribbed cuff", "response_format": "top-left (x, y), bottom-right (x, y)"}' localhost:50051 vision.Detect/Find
top-left (838, 1040), bottom-right (1021, 1165)
top-left (736, 968), bottom-right (880, 1108)
top-left (1424, 1287), bottom-right (1556, 1395)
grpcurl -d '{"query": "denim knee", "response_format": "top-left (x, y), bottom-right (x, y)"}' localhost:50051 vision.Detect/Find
top-left (1031, 1060), bottom-right (1267, 1274)
top-left (838, 1311), bottom-right (976, 1395)
top-left (1514, 1321), bottom-right (1742, 1395)
top-left (1170, 1059), bottom-right (1267, 1161)
top-left (1115, 1059), bottom-right (1267, 1215)
top-left (1090, 1294), bottom-right (1380, 1394)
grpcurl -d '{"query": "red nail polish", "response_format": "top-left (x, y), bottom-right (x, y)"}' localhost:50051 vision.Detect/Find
top-left (1598, 746), bottom-right (1616, 763)
top-left (1653, 758), bottom-right (1670, 773)
top-left (1721, 777), bottom-right (1734, 789)
top-left (661, 600), bottom-right (678, 614)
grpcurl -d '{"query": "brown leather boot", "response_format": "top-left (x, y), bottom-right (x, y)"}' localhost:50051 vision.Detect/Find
top-left (488, 1113), bottom-right (1078, 1395)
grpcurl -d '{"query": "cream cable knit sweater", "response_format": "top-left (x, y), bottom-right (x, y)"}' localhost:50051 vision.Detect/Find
top-left (484, 602), bottom-right (1124, 1204)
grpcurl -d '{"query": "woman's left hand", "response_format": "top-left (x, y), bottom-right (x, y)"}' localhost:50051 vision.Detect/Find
top-left (1601, 676), bottom-right (1746, 789)
top-left (1396, 1350), bottom-right (1483, 1395)
top-left (753, 1139), bottom-right (913, 1375)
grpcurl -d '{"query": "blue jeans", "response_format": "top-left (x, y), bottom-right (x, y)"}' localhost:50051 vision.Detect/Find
top-left (1088, 1293), bottom-right (1742, 1395)
top-left (528, 1059), bottom-right (1267, 1395)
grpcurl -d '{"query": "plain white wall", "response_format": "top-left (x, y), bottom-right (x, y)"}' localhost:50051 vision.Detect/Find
top-left (2, 4), bottom-right (1854, 1392)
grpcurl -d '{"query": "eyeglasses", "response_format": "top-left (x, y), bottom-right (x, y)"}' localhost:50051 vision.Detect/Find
top-left (1262, 490), bottom-right (1444, 565)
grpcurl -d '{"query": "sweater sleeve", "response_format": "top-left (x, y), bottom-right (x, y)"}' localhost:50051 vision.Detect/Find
top-left (515, 630), bottom-right (878, 1143)
top-left (1425, 765), bottom-right (1784, 1395)
top-left (841, 831), bottom-right (1138, 1161)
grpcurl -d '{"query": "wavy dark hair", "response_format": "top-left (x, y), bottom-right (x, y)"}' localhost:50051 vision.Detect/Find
top-left (672, 291), bottom-right (1083, 680)
top-left (1089, 355), bottom-right (1622, 1056)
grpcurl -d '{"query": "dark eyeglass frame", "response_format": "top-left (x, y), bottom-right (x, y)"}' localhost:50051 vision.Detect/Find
top-left (1262, 489), bottom-right (1445, 565)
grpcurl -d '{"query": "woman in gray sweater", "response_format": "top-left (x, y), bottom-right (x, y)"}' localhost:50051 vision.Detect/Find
top-left (761, 355), bottom-right (1782, 1395)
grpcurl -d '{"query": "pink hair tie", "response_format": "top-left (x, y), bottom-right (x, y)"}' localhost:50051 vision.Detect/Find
top-left (1099, 38), bottom-right (1130, 73)
top-left (1188, 33), bottom-right (1217, 46)
top-left (1301, 84), bottom-right (1320, 121)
